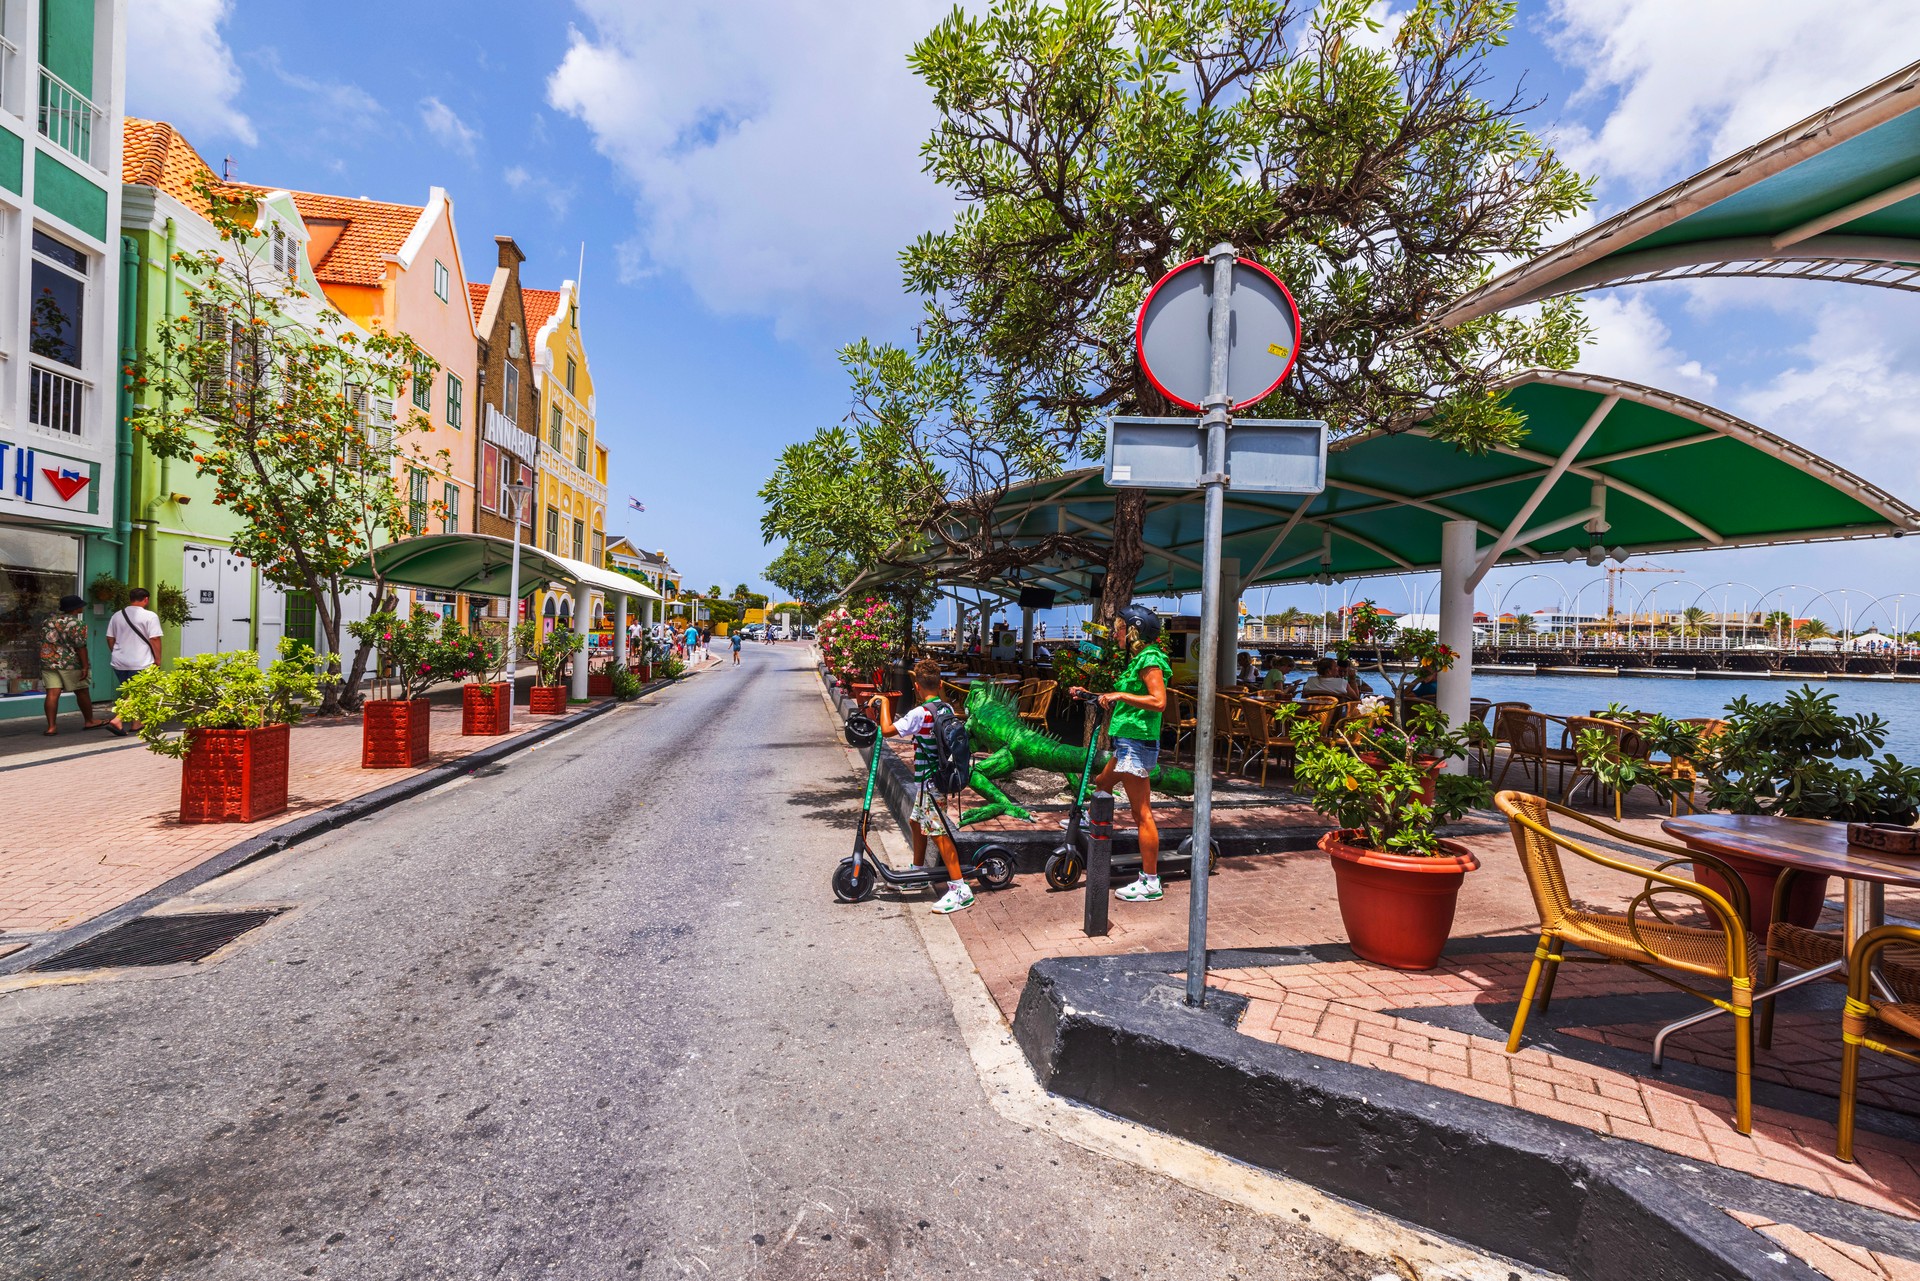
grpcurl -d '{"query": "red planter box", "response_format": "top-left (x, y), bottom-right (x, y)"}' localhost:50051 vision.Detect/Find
top-left (637, 662), bottom-right (652, 682)
top-left (588, 672), bottom-right (614, 697)
top-left (529, 684), bottom-right (568, 715)
top-left (362, 697), bottom-right (432, 769)
top-left (180, 723), bottom-right (290, 824)
top-left (461, 682), bottom-right (512, 736)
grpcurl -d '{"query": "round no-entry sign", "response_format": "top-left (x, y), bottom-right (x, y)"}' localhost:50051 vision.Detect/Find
top-left (1135, 255), bottom-right (1300, 412)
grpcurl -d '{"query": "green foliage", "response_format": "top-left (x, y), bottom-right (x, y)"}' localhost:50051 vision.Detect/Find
top-left (1049, 626), bottom-right (1136, 695)
top-left (515, 620), bottom-right (585, 688)
top-left (114, 639), bottom-right (325, 759)
top-left (611, 668), bottom-right (643, 700)
top-left (1291, 701), bottom-right (1489, 855)
top-left (347, 610), bottom-right (449, 702)
top-left (1700, 686), bottom-right (1920, 823)
top-left (659, 656), bottom-right (686, 680)
top-left (90, 573), bottom-right (129, 608)
top-left (439, 624), bottom-right (505, 685)
top-left (154, 583), bottom-right (193, 629)
top-left (1574, 712), bottom-right (1702, 809)
top-left (763, 543), bottom-right (857, 616)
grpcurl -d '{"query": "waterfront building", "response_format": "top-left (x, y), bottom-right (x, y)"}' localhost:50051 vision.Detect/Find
top-left (0, 0), bottom-right (125, 719)
top-left (604, 536), bottom-right (671, 631)
top-left (465, 238), bottom-right (541, 629)
top-left (523, 280), bottom-right (608, 634)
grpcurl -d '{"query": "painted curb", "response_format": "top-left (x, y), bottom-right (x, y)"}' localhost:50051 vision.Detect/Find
top-left (1012, 950), bottom-right (1917, 1281)
top-left (0, 692), bottom-right (642, 976)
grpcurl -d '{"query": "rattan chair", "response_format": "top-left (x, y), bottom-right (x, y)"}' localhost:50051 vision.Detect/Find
top-left (1493, 708), bottom-right (1572, 795)
top-left (1235, 698), bottom-right (1293, 787)
top-left (1163, 688), bottom-right (1200, 762)
top-left (1215, 693), bottom-right (1253, 774)
top-left (1757, 870), bottom-right (1920, 1049)
top-left (1496, 790), bottom-right (1761, 1134)
top-left (1654, 717), bottom-right (1727, 815)
top-left (1559, 715), bottom-right (1638, 815)
top-left (1016, 679), bottom-right (1056, 728)
top-left (1838, 925), bottom-right (1920, 1161)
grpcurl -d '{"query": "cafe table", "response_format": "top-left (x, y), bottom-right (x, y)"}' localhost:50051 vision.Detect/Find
top-left (1663, 813), bottom-right (1920, 1004)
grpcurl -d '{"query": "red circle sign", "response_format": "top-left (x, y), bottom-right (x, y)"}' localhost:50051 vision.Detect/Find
top-left (1134, 256), bottom-right (1300, 412)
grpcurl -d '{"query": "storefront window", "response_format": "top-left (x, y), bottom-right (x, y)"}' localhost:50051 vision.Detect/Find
top-left (0, 527), bottom-right (82, 696)
top-left (30, 231), bottom-right (88, 369)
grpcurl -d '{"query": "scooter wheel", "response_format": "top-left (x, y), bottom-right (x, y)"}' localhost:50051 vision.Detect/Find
top-left (831, 861), bottom-right (877, 903)
top-left (844, 713), bottom-right (878, 747)
top-left (1176, 837), bottom-right (1223, 876)
top-left (973, 845), bottom-right (1017, 891)
top-left (1044, 849), bottom-right (1084, 892)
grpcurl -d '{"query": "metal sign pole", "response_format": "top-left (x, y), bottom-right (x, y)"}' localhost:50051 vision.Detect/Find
top-left (1185, 243), bottom-right (1236, 1008)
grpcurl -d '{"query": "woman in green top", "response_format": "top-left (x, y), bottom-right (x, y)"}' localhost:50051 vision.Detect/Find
top-left (1069, 604), bottom-right (1172, 903)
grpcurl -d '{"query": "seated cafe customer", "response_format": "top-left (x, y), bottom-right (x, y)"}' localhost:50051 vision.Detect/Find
top-left (1300, 658), bottom-right (1348, 697)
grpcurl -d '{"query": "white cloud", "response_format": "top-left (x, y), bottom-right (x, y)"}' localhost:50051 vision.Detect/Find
top-left (1544, 0), bottom-right (1920, 192)
top-left (259, 50), bottom-right (383, 132)
top-left (420, 97), bottom-right (480, 159)
top-left (546, 1), bottom-right (958, 341)
top-left (125, 0), bottom-right (255, 144)
top-left (1574, 293), bottom-right (1719, 400)
top-left (503, 165), bottom-right (531, 190)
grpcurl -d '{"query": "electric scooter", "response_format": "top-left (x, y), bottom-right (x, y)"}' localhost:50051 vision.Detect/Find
top-left (831, 723), bottom-right (1017, 903)
top-left (1044, 692), bottom-right (1220, 891)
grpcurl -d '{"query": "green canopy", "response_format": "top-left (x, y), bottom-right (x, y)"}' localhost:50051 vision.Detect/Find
top-left (1438, 59), bottom-right (1920, 325)
top-left (344, 533), bottom-right (662, 601)
top-left (876, 370), bottom-right (1920, 603)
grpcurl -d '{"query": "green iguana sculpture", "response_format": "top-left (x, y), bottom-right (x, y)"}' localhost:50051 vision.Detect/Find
top-left (957, 684), bottom-right (1194, 825)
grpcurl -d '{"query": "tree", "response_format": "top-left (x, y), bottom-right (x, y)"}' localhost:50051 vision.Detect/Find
top-left (1681, 605), bottom-right (1711, 640)
top-left (1506, 612), bottom-right (1536, 637)
top-left (133, 182), bottom-right (442, 712)
top-left (1796, 617), bottom-right (1832, 642)
top-left (764, 543), bottom-right (857, 618)
top-left (892, 0), bottom-right (1587, 618)
top-left (1764, 609), bottom-right (1793, 646)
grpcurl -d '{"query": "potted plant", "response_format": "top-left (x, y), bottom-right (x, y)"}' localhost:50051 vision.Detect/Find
top-left (1696, 686), bottom-right (1920, 928)
top-left (348, 610), bottom-right (444, 768)
top-left (1341, 600), bottom-right (1460, 720)
top-left (444, 623), bottom-right (511, 736)
top-left (819, 598), bottom-right (897, 694)
top-left (587, 647), bottom-right (617, 698)
top-left (1293, 700), bottom-right (1492, 970)
top-left (611, 667), bottom-right (643, 701)
top-left (113, 639), bottom-right (323, 824)
top-left (518, 620), bottom-right (584, 715)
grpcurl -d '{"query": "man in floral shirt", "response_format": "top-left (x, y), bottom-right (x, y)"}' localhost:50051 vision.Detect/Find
top-left (41, 594), bottom-right (102, 736)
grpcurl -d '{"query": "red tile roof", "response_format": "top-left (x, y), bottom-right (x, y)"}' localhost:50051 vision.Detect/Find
top-left (468, 282), bottom-right (490, 325)
top-left (122, 118), bottom-right (230, 213)
top-left (522, 287), bottom-right (563, 339)
top-left (224, 185), bottom-right (425, 287)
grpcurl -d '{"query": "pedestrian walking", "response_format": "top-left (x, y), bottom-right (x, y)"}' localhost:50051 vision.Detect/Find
top-left (684, 622), bottom-right (700, 664)
top-left (40, 595), bottom-right (102, 736)
top-left (730, 629), bottom-right (743, 665)
top-left (104, 588), bottom-right (165, 736)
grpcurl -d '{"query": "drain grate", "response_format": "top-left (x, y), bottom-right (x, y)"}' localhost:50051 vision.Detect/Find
top-left (28, 909), bottom-right (285, 972)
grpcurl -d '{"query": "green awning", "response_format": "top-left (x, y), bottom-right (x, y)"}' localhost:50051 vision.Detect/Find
top-left (1438, 58), bottom-right (1920, 325)
top-left (872, 370), bottom-right (1920, 602)
top-left (343, 533), bottom-right (660, 600)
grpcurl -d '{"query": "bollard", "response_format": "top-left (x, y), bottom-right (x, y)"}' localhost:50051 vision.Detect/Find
top-left (1084, 790), bottom-right (1113, 937)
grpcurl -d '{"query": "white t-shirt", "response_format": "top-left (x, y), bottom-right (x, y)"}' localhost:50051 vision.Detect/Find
top-left (106, 605), bottom-right (164, 671)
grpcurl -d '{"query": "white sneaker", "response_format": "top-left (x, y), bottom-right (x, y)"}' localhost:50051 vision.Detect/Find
top-left (931, 882), bottom-right (975, 914)
top-left (1116, 875), bottom-right (1163, 902)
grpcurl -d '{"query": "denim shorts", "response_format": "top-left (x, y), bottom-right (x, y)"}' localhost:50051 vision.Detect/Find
top-left (1110, 736), bottom-right (1159, 779)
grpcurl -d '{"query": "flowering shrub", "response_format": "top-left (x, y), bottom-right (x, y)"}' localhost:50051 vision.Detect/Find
top-left (514, 619), bottom-right (585, 687)
top-left (439, 624), bottom-right (506, 685)
top-left (348, 610), bottom-right (451, 702)
top-left (1289, 703), bottom-right (1490, 856)
top-left (1343, 598), bottom-right (1460, 711)
top-left (818, 597), bottom-right (898, 682)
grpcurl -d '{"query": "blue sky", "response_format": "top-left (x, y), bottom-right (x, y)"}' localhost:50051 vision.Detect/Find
top-left (128, 1), bottom-right (1920, 631)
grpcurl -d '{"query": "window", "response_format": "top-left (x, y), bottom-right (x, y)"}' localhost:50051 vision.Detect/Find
top-left (572, 518), bottom-right (585, 561)
top-left (284, 592), bottom-right (318, 649)
top-left (549, 404), bottom-right (563, 451)
top-left (271, 226), bottom-right (301, 279)
top-left (508, 322), bottom-right (523, 358)
top-left (434, 260), bottom-right (449, 301)
top-left (446, 373), bottom-right (462, 428)
top-left (503, 362), bottom-right (519, 422)
top-left (565, 355), bottom-right (577, 395)
top-left (408, 469), bottom-right (429, 534)
top-left (442, 483), bottom-right (459, 534)
top-left (411, 356), bottom-right (432, 411)
top-left (575, 428), bottom-right (588, 470)
top-left (29, 230), bottom-right (87, 369)
top-left (592, 530), bottom-right (604, 564)
top-left (545, 507), bottom-right (560, 553)
top-left (0, 528), bottom-right (81, 697)
top-left (481, 443), bottom-right (499, 512)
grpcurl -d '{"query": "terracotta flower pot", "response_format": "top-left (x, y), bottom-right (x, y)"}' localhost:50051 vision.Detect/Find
top-left (1322, 829), bottom-right (1479, 971)
top-left (588, 672), bottom-right (615, 697)
top-left (461, 682), bottom-right (512, 736)
top-left (638, 662), bottom-right (652, 682)
top-left (180, 723), bottom-right (290, 824)
top-left (1694, 855), bottom-right (1830, 935)
top-left (529, 684), bottom-right (568, 716)
top-left (362, 697), bottom-right (431, 769)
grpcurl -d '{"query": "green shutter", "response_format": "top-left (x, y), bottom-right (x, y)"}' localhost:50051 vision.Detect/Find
top-left (39, 0), bottom-right (96, 98)
top-left (0, 130), bottom-right (22, 194)
top-left (33, 151), bottom-right (105, 239)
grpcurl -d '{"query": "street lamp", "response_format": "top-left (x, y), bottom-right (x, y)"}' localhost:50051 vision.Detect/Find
top-left (503, 480), bottom-right (533, 686)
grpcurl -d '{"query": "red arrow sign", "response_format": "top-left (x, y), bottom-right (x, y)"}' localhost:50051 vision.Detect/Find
top-left (43, 468), bottom-right (89, 502)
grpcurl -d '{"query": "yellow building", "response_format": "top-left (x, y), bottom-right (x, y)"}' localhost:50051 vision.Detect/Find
top-left (525, 281), bottom-right (610, 632)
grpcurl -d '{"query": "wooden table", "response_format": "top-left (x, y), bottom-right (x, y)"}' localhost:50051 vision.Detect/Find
top-left (1664, 813), bottom-right (1920, 991)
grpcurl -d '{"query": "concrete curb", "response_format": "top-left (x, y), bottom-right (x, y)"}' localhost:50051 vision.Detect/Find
top-left (1012, 950), bottom-right (1919, 1281)
top-left (0, 690), bottom-right (648, 977)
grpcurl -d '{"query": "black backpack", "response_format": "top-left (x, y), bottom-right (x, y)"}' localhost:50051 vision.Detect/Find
top-left (928, 701), bottom-right (973, 797)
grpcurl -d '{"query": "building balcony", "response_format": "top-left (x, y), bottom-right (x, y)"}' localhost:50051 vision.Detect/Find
top-left (37, 66), bottom-right (100, 169)
top-left (28, 360), bottom-right (87, 438)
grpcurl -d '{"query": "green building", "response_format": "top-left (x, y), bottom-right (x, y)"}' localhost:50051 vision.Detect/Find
top-left (0, 0), bottom-right (126, 721)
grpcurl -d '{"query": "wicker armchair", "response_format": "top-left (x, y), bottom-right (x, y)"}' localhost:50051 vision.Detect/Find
top-left (1496, 791), bottom-right (1761, 1134)
top-left (1838, 925), bottom-right (1920, 1161)
top-left (1493, 708), bottom-right (1574, 795)
top-left (1163, 688), bottom-right (1200, 762)
top-left (1016, 679), bottom-right (1056, 728)
top-left (1560, 715), bottom-right (1639, 815)
top-left (1235, 698), bottom-right (1295, 787)
top-left (1757, 869), bottom-right (1920, 1049)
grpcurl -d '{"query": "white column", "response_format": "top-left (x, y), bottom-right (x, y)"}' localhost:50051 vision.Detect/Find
top-left (571, 579), bottom-right (593, 699)
top-left (1437, 519), bottom-right (1477, 774)
top-left (1215, 558), bottom-right (1242, 687)
top-left (613, 593), bottom-right (629, 667)
top-left (1021, 606), bottom-right (1035, 662)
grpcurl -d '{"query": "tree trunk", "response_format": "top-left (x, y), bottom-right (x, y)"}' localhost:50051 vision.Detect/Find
top-left (1100, 487), bottom-right (1148, 624)
top-left (337, 587), bottom-right (395, 713)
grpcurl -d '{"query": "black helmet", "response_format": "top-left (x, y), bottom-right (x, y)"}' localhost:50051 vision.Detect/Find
top-left (1114, 603), bottom-right (1161, 643)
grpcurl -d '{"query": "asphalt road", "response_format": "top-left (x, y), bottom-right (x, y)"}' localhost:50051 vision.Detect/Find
top-left (0, 644), bottom-right (1387, 1280)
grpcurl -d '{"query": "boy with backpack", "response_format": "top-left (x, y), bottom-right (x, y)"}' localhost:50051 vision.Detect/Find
top-left (867, 657), bottom-right (973, 915)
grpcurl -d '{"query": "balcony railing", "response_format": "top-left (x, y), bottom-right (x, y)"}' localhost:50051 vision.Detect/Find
top-left (28, 362), bottom-right (85, 437)
top-left (0, 36), bottom-right (18, 115)
top-left (38, 66), bottom-right (99, 167)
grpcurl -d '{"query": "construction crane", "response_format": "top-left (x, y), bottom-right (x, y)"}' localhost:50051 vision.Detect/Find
top-left (1605, 565), bottom-right (1684, 623)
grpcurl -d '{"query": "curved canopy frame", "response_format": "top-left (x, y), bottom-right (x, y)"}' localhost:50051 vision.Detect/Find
top-left (345, 533), bottom-right (662, 600)
top-left (1438, 59), bottom-right (1920, 325)
top-left (862, 370), bottom-right (1920, 603)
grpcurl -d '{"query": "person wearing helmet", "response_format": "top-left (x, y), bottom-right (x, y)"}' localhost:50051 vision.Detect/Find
top-left (1069, 603), bottom-right (1172, 903)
